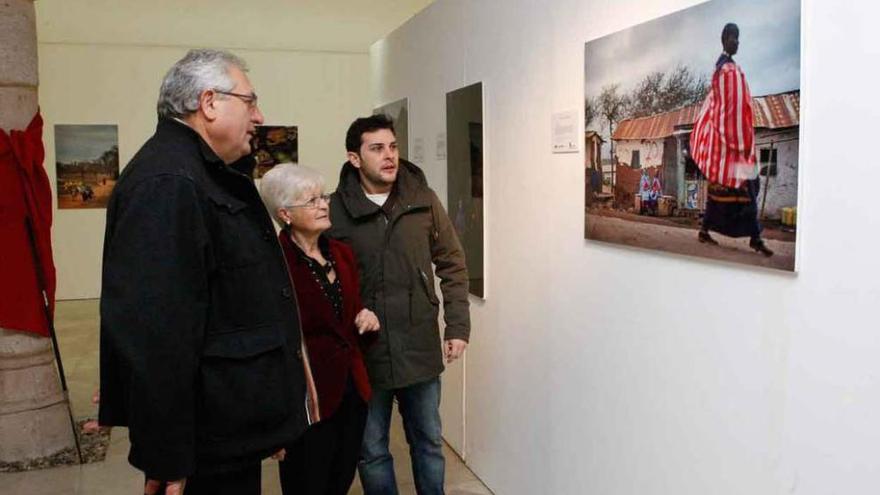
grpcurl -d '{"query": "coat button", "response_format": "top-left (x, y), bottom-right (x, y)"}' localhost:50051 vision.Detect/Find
top-left (296, 349), bottom-right (303, 360)
top-left (263, 229), bottom-right (273, 241)
top-left (281, 287), bottom-right (292, 298)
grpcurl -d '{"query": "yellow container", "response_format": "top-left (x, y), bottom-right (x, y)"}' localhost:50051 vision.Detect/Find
top-left (781, 206), bottom-right (797, 226)
top-left (658, 196), bottom-right (677, 216)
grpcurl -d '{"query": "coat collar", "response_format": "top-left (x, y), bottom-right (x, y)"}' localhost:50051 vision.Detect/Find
top-left (279, 231), bottom-right (333, 268)
top-left (156, 118), bottom-right (255, 178)
top-left (716, 53), bottom-right (735, 71)
top-left (334, 159), bottom-right (433, 219)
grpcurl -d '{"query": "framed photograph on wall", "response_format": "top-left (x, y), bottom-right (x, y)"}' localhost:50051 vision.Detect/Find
top-left (251, 125), bottom-right (298, 179)
top-left (583, 0), bottom-right (801, 271)
top-left (447, 82), bottom-right (485, 297)
top-left (55, 124), bottom-right (119, 209)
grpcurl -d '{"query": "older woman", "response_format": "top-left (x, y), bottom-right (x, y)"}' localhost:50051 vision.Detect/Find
top-left (260, 163), bottom-right (380, 495)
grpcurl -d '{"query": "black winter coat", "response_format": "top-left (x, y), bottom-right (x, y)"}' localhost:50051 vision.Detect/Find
top-left (99, 119), bottom-right (309, 480)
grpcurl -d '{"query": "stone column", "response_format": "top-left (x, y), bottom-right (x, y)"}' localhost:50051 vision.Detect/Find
top-left (0, 0), bottom-right (38, 130)
top-left (0, 0), bottom-right (78, 464)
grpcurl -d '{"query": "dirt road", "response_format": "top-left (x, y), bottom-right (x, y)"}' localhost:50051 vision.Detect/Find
top-left (585, 213), bottom-right (796, 271)
top-left (56, 179), bottom-right (116, 209)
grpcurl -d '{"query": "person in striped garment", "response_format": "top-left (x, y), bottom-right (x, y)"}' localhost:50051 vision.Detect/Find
top-left (690, 23), bottom-right (773, 257)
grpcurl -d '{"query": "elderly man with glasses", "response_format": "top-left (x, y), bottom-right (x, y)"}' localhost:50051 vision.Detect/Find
top-left (99, 49), bottom-right (313, 495)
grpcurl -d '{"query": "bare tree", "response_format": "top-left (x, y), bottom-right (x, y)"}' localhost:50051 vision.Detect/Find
top-left (627, 65), bottom-right (708, 118)
top-left (626, 71), bottom-right (665, 118)
top-left (584, 97), bottom-right (598, 130)
top-left (659, 64), bottom-right (708, 111)
top-left (598, 84), bottom-right (627, 158)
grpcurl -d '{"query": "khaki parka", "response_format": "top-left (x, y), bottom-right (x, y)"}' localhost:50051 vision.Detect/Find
top-left (328, 160), bottom-right (470, 389)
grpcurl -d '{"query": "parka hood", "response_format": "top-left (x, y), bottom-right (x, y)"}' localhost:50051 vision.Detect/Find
top-left (334, 159), bottom-right (432, 219)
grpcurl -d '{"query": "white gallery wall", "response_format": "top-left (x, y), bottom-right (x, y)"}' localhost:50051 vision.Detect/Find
top-left (371, 0), bottom-right (880, 494)
top-left (35, 0), bottom-right (434, 299)
top-left (41, 45), bottom-right (368, 300)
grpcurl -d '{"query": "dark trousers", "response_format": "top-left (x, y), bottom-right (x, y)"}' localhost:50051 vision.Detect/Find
top-left (279, 380), bottom-right (367, 495)
top-left (147, 463), bottom-right (261, 495)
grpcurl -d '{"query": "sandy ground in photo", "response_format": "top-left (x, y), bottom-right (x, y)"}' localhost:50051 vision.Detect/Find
top-left (56, 179), bottom-right (117, 209)
top-left (585, 211), bottom-right (796, 271)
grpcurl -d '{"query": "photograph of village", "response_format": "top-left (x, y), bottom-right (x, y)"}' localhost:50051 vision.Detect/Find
top-left (54, 124), bottom-right (119, 209)
top-left (583, 0), bottom-right (800, 271)
top-left (251, 125), bottom-right (298, 178)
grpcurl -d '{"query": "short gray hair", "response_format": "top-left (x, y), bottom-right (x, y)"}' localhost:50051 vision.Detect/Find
top-left (157, 49), bottom-right (249, 119)
top-left (259, 163), bottom-right (326, 225)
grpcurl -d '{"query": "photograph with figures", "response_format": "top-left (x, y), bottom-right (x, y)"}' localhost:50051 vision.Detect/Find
top-left (583, 0), bottom-right (800, 271)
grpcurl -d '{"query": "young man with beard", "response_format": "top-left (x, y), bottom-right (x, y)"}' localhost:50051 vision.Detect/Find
top-left (328, 114), bottom-right (470, 495)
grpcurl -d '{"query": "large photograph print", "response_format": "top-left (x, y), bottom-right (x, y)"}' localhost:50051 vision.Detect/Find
top-left (583, 0), bottom-right (800, 271)
top-left (251, 125), bottom-right (298, 179)
top-left (55, 124), bottom-right (119, 209)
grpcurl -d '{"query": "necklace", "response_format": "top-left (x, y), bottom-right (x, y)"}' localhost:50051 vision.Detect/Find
top-left (291, 235), bottom-right (333, 273)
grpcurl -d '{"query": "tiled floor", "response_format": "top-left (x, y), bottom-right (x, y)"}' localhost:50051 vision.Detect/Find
top-left (0, 300), bottom-right (492, 495)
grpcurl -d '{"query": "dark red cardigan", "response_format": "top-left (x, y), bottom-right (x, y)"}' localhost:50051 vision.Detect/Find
top-left (279, 233), bottom-right (376, 420)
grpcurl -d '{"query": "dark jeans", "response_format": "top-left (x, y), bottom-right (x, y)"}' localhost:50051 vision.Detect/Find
top-left (358, 376), bottom-right (444, 495)
top-left (279, 380), bottom-right (368, 495)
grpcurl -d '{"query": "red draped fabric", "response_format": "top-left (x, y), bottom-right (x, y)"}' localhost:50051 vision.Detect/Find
top-left (0, 112), bottom-right (55, 337)
top-left (690, 61), bottom-right (758, 188)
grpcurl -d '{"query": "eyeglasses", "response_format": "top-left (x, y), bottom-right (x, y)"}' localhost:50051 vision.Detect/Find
top-left (285, 194), bottom-right (331, 209)
top-left (214, 90), bottom-right (259, 109)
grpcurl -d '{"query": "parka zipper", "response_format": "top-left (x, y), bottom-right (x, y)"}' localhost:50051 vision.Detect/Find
top-left (379, 202), bottom-right (428, 386)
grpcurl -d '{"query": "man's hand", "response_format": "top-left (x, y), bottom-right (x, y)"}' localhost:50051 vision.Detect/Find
top-left (271, 448), bottom-right (287, 461)
top-left (144, 478), bottom-right (186, 495)
top-left (444, 339), bottom-right (467, 363)
top-left (354, 308), bottom-right (380, 334)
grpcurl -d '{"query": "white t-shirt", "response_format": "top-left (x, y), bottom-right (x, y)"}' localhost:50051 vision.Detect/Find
top-left (365, 192), bottom-right (390, 207)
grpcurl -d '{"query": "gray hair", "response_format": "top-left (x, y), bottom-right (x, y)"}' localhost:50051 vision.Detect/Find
top-left (259, 163), bottom-right (326, 225)
top-left (157, 49), bottom-right (249, 119)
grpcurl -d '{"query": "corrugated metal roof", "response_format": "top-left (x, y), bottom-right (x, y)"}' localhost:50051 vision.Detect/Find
top-left (752, 91), bottom-right (799, 129)
top-left (612, 105), bottom-right (701, 141)
top-left (611, 90), bottom-right (799, 141)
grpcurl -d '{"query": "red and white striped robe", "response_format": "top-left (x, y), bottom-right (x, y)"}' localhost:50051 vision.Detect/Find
top-left (690, 58), bottom-right (758, 188)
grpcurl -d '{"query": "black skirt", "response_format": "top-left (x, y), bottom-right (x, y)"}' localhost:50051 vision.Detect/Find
top-left (703, 179), bottom-right (762, 239)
